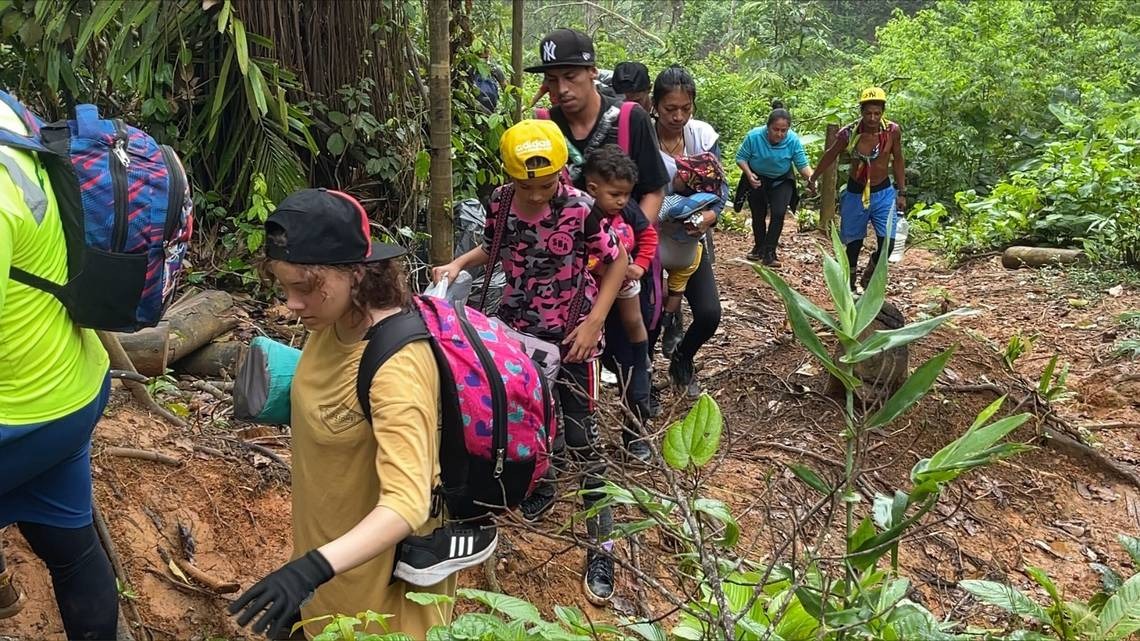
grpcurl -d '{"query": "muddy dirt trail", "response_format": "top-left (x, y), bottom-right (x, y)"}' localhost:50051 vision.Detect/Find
top-left (3, 226), bottom-right (1137, 640)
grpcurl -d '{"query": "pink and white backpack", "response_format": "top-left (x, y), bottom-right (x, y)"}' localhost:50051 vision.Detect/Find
top-left (356, 295), bottom-right (557, 520)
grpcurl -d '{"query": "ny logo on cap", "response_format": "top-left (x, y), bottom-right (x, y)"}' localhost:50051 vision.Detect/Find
top-left (582, 52), bottom-right (592, 61)
top-left (542, 40), bottom-right (557, 62)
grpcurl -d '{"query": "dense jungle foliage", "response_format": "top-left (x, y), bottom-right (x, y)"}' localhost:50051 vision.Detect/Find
top-left (1, 0), bottom-right (1137, 276)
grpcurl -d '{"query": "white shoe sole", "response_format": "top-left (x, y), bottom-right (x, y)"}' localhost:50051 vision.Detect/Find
top-left (393, 533), bottom-right (498, 587)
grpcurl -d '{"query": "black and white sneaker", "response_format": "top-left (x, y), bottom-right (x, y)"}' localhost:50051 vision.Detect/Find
top-left (393, 524), bottom-right (498, 587)
top-left (583, 549), bottom-right (615, 606)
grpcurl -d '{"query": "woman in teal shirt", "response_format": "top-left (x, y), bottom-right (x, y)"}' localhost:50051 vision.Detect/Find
top-left (735, 102), bottom-right (814, 265)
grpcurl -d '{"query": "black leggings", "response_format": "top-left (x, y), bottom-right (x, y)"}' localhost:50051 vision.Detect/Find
top-left (747, 178), bottom-right (795, 254)
top-left (650, 236), bottom-right (722, 361)
top-left (13, 522), bottom-right (118, 640)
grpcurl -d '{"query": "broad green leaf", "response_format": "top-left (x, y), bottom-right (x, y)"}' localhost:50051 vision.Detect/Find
top-left (866, 347), bottom-right (955, 429)
top-left (736, 615), bottom-right (786, 641)
top-left (959, 580), bottom-right (1051, 624)
top-left (336, 615), bottom-right (361, 640)
top-left (247, 62), bottom-right (270, 117)
top-left (414, 149), bottom-right (431, 181)
top-left (1025, 566), bottom-right (1061, 608)
top-left (1007, 631), bottom-right (1055, 641)
top-left (1119, 534), bottom-right (1140, 567)
top-left (623, 620), bottom-right (668, 641)
top-left (216, 0), bottom-right (231, 32)
top-left (662, 393), bottom-right (722, 470)
top-left (889, 601), bottom-right (961, 641)
top-left (877, 578), bottom-right (910, 615)
top-left (327, 132), bottom-right (346, 156)
top-left (1094, 573), bottom-right (1140, 639)
top-left (872, 492), bottom-right (895, 530)
top-left (1038, 354), bottom-right (1059, 395)
top-left (456, 589), bottom-right (541, 624)
top-left (793, 585), bottom-right (826, 620)
top-left (848, 516), bottom-right (886, 572)
top-left (1064, 600), bottom-right (1101, 634)
top-left (841, 310), bottom-right (975, 364)
top-left (753, 264), bottom-right (840, 333)
top-left (771, 591), bottom-right (819, 640)
top-left (693, 498), bottom-right (740, 547)
top-left (207, 47), bottom-right (234, 141)
top-left (671, 619), bottom-right (707, 641)
top-left (232, 17), bottom-right (249, 74)
top-left (446, 612), bottom-right (502, 639)
top-left (553, 605), bottom-right (589, 632)
top-left (1091, 562), bottom-right (1124, 594)
top-left (74, 0), bottom-right (123, 59)
top-left (789, 464), bottom-right (833, 495)
top-left (848, 516), bottom-right (877, 553)
top-left (822, 252), bottom-right (856, 336)
top-left (755, 264), bottom-right (859, 388)
top-left (853, 228), bottom-right (892, 337)
top-left (405, 592), bottom-right (455, 606)
top-left (925, 413), bottom-right (1030, 475)
top-left (610, 518), bottom-right (657, 539)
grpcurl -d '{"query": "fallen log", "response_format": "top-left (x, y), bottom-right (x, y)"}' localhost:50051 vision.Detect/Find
top-left (116, 291), bottom-right (237, 376)
top-left (172, 341), bottom-right (247, 378)
top-left (1002, 246), bottom-right (1085, 269)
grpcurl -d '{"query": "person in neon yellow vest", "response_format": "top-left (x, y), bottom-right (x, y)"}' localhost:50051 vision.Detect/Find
top-left (0, 99), bottom-right (114, 637)
top-left (808, 87), bottom-right (908, 290)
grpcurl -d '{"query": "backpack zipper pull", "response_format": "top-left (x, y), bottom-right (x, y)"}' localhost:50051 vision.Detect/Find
top-left (113, 138), bottom-right (130, 168)
top-left (494, 448), bottom-right (505, 477)
top-left (112, 120), bottom-right (131, 168)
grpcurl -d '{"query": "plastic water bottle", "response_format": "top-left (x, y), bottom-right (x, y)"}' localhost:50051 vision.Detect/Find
top-left (889, 217), bottom-right (908, 263)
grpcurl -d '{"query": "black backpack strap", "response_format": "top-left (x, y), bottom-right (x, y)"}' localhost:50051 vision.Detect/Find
top-left (479, 185), bottom-right (513, 312)
top-left (356, 308), bottom-right (431, 419)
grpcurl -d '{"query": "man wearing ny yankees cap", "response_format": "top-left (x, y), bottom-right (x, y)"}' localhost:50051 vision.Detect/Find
top-left (526, 29), bottom-right (668, 224)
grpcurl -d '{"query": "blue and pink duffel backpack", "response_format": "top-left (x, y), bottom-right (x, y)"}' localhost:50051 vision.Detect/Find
top-left (0, 90), bottom-right (193, 332)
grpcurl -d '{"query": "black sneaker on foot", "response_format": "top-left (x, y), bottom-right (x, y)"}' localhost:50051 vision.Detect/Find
top-left (623, 438), bottom-right (652, 463)
top-left (519, 489), bottom-right (556, 523)
top-left (647, 388), bottom-right (662, 418)
top-left (669, 353), bottom-right (701, 398)
top-left (746, 249), bottom-right (763, 262)
top-left (393, 524), bottom-right (498, 587)
top-left (583, 550), bottom-right (615, 606)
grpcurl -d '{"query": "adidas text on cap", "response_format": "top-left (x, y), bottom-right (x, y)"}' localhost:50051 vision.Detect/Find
top-left (499, 120), bottom-right (568, 180)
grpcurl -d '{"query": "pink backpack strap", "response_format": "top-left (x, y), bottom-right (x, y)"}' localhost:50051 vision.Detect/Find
top-left (617, 101), bottom-right (636, 154)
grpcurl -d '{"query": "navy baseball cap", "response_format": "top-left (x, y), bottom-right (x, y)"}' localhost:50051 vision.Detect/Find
top-left (264, 188), bottom-right (406, 265)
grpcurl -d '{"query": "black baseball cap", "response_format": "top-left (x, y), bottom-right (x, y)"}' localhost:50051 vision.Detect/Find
top-left (612, 62), bottom-right (650, 93)
top-left (524, 28), bottom-right (597, 73)
top-left (264, 188), bottom-right (406, 265)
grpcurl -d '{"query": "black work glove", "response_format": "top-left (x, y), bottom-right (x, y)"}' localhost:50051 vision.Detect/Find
top-left (228, 550), bottom-right (335, 639)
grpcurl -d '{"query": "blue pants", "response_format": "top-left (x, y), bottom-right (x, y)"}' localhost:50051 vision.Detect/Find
top-left (1, 373), bottom-right (110, 528)
top-left (840, 185), bottom-right (897, 245)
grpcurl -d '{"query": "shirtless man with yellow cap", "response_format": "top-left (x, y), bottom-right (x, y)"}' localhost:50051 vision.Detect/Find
top-left (808, 87), bottom-right (907, 290)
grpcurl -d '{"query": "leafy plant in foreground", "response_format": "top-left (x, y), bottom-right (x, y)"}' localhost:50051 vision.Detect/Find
top-left (960, 534), bottom-right (1140, 641)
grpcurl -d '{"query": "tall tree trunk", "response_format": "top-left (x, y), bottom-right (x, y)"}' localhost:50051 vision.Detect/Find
top-left (511, 0), bottom-right (523, 122)
top-left (428, 0), bottom-right (454, 266)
